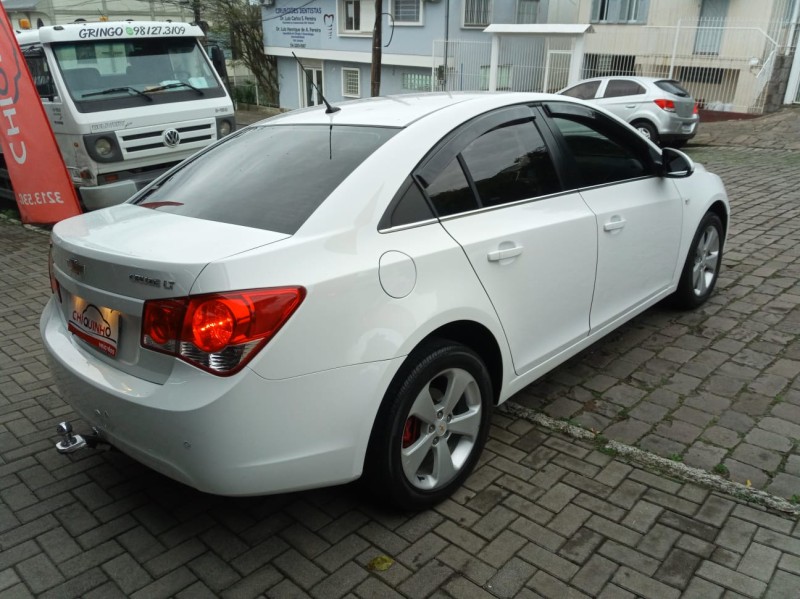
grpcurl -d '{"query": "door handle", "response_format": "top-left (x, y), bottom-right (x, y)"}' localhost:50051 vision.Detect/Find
top-left (603, 218), bottom-right (626, 232)
top-left (625, 104), bottom-right (636, 108)
top-left (487, 245), bottom-right (523, 261)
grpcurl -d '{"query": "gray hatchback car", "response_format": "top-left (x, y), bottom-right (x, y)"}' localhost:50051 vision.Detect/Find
top-left (559, 76), bottom-right (699, 147)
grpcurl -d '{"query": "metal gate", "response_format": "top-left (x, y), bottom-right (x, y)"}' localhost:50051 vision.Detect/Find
top-left (432, 36), bottom-right (574, 94)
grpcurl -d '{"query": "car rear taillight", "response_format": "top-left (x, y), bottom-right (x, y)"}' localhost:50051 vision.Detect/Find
top-left (142, 287), bottom-right (305, 375)
top-left (654, 99), bottom-right (676, 112)
top-left (48, 244), bottom-right (61, 302)
top-left (693, 103), bottom-right (699, 115)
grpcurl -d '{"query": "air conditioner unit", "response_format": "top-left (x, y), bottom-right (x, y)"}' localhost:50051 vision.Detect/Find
top-left (260, 0), bottom-right (275, 6)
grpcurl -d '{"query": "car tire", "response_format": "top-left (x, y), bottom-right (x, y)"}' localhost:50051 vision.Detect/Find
top-left (365, 340), bottom-right (493, 511)
top-left (633, 120), bottom-right (659, 145)
top-left (673, 212), bottom-right (723, 309)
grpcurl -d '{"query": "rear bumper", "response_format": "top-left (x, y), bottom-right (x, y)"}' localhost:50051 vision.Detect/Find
top-left (655, 113), bottom-right (699, 142)
top-left (41, 297), bottom-right (401, 496)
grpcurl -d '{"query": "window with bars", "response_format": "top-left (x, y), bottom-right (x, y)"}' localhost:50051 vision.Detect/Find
top-left (464, 0), bottom-right (491, 27)
top-left (402, 72), bottom-right (432, 91)
top-left (393, 0), bottom-right (422, 24)
top-left (516, 0), bottom-right (539, 24)
top-left (342, 68), bottom-right (360, 97)
top-left (591, 0), bottom-right (649, 24)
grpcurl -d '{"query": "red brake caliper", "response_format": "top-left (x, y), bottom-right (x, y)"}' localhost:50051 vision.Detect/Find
top-left (402, 417), bottom-right (420, 448)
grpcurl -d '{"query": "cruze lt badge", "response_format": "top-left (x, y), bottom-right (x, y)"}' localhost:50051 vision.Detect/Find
top-left (129, 273), bottom-right (175, 290)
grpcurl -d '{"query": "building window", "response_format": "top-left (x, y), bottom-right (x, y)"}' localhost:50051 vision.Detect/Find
top-left (393, 0), bottom-right (422, 24)
top-left (340, 0), bottom-right (375, 34)
top-left (342, 68), bottom-right (360, 97)
top-left (464, 0), bottom-right (491, 28)
top-left (516, 0), bottom-right (539, 24)
top-left (591, 0), bottom-right (649, 24)
top-left (345, 0), bottom-right (360, 31)
top-left (402, 72), bottom-right (432, 91)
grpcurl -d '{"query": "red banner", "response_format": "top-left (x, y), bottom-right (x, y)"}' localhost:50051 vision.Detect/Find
top-left (0, 8), bottom-right (82, 224)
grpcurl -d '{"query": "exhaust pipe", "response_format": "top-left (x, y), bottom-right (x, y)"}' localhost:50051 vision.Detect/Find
top-left (55, 421), bottom-right (108, 454)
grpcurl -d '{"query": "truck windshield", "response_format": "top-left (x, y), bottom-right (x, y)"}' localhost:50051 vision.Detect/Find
top-left (52, 37), bottom-right (225, 112)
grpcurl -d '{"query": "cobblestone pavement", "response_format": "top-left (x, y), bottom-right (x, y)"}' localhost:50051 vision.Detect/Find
top-left (692, 105), bottom-right (800, 151)
top-left (1, 109), bottom-right (800, 596)
top-left (511, 141), bottom-right (800, 501)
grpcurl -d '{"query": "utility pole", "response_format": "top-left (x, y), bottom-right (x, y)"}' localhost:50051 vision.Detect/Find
top-left (371, 0), bottom-right (382, 96)
top-left (192, 0), bottom-right (202, 24)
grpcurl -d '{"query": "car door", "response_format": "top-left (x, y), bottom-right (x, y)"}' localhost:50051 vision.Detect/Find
top-left (540, 102), bottom-right (683, 332)
top-left (415, 105), bottom-right (597, 375)
top-left (594, 78), bottom-right (648, 122)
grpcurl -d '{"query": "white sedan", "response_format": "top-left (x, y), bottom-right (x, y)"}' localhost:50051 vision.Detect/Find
top-left (42, 92), bottom-right (729, 510)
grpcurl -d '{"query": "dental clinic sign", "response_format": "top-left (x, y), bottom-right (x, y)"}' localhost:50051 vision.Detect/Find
top-left (272, 5), bottom-right (330, 49)
top-left (0, 6), bottom-right (81, 224)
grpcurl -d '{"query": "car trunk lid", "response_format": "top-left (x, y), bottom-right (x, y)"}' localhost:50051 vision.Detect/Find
top-left (49, 204), bottom-right (290, 382)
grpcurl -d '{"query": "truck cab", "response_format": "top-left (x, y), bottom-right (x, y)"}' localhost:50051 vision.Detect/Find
top-left (6, 21), bottom-right (235, 211)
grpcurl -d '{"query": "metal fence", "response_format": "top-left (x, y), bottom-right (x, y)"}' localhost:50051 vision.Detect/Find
top-left (229, 74), bottom-right (278, 108)
top-left (584, 17), bottom-right (785, 113)
top-left (432, 17), bottom-right (796, 114)
top-left (432, 36), bottom-right (573, 94)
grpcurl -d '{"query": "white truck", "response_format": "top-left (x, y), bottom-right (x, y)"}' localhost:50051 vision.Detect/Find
top-left (2, 21), bottom-right (236, 211)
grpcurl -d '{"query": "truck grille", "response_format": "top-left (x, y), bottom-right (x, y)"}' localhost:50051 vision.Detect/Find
top-left (116, 119), bottom-right (216, 159)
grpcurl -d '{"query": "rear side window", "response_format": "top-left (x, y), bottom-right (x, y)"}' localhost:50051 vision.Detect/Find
top-left (603, 79), bottom-right (646, 98)
top-left (134, 125), bottom-right (397, 234)
top-left (561, 81), bottom-right (600, 100)
top-left (655, 80), bottom-right (690, 97)
top-left (460, 121), bottom-right (560, 207)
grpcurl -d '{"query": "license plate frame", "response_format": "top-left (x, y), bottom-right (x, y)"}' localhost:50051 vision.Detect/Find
top-left (68, 295), bottom-right (120, 358)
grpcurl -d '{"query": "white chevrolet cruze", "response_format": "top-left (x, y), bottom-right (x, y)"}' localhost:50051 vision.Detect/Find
top-left (42, 93), bottom-right (729, 510)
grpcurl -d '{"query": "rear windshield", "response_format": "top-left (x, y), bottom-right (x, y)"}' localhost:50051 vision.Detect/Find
top-left (655, 80), bottom-right (690, 97)
top-left (133, 124), bottom-right (398, 234)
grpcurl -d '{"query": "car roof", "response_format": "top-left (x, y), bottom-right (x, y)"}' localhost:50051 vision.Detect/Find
top-left (572, 76), bottom-right (672, 85)
top-left (263, 92), bottom-right (561, 128)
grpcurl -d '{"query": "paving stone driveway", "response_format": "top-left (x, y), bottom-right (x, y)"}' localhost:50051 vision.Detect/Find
top-left (1, 110), bottom-right (800, 597)
top-left (510, 142), bottom-right (800, 500)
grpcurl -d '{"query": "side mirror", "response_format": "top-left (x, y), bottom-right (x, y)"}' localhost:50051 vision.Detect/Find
top-left (661, 147), bottom-right (695, 178)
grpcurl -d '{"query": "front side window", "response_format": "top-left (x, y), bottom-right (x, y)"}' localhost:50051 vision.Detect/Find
top-left (603, 79), bottom-right (646, 98)
top-left (393, 0), bottom-right (422, 24)
top-left (464, 0), bottom-right (491, 27)
top-left (134, 125), bottom-right (398, 234)
top-left (547, 108), bottom-right (652, 187)
top-left (22, 47), bottom-right (56, 98)
top-left (52, 37), bottom-right (224, 113)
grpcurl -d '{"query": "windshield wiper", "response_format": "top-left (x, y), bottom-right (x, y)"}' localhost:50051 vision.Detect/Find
top-left (82, 86), bottom-right (153, 101)
top-left (144, 81), bottom-right (205, 96)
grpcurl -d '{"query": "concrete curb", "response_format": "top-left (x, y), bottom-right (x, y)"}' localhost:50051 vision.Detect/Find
top-left (500, 401), bottom-right (800, 518)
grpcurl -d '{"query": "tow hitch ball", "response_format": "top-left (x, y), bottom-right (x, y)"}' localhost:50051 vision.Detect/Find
top-left (55, 421), bottom-right (105, 454)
